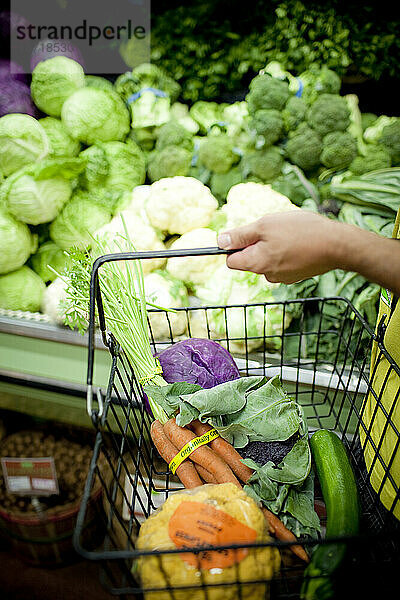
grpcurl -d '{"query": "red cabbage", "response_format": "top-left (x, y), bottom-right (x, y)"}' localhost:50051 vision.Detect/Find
top-left (0, 79), bottom-right (39, 117)
top-left (0, 59), bottom-right (27, 83)
top-left (157, 338), bottom-right (240, 388)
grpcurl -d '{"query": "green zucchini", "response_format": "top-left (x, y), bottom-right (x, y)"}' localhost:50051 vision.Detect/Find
top-left (301, 429), bottom-right (360, 600)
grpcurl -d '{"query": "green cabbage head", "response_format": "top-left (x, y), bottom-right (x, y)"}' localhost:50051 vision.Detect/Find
top-left (0, 114), bottom-right (50, 177)
top-left (0, 158), bottom-right (85, 225)
top-left (39, 117), bottom-right (81, 157)
top-left (0, 207), bottom-right (38, 274)
top-left (61, 87), bottom-right (130, 145)
top-left (79, 139), bottom-right (146, 192)
top-left (31, 56), bottom-right (86, 117)
top-left (30, 240), bottom-right (69, 283)
top-left (50, 189), bottom-right (112, 249)
top-left (0, 266), bottom-right (46, 312)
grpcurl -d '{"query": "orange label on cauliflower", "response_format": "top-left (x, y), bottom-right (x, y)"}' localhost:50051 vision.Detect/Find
top-left (168, 500), bottom-right (257, 569)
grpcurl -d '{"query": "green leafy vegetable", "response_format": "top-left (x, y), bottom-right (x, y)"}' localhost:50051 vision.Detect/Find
top-left (49, 189), bottom-right (112, 250)
top-left (0, 158), bottom-right (84, 225)
top-left (61, 87), bottom-right (130, 144)
top-left (39, 117), bottom-right (81, 158)
top-left (79, 140), bottom-right (146, 193)
top-left (0, 265), bottom-right (46, 312)
top-left (30, 240), bottom-right (69, 283)
top-left (31, 56), bottom-right (85, 117)
top-left (145, 373), bottom-right (320, 539)
top-left (0, 207), bottom-right (38, 274)
top-left (329, 168), bottom-right (400, 215)
top-left (0, 113), bottom-right (50, 177)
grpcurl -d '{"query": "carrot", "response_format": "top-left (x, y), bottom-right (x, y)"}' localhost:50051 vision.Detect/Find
top-left (191, 420), bottom-right (254, 483)
top-left (163, 418), bottom-right (241, 489)
top-left (262, 507), bottom-right (309, 563)
top-left (150, 420), bottom-right (202, 489)
top-left (194, 464), bottom-right (218, 484)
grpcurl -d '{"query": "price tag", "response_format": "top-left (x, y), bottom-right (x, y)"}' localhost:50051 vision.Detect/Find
top-left (1, 457), bottom-right (59, 496)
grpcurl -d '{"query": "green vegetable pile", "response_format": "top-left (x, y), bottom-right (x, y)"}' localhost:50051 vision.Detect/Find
top-left (0, 57), bottom-right (146, 313)
top-left (148, 0), bottom-right (399, 103)
top-left (0, 54), bottom-right (399, 369)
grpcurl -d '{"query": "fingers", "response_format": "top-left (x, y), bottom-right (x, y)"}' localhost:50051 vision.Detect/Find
top-left (217, 222), bottom-right (261, 251)
top-left (225, 242), bottom-right (270, 275)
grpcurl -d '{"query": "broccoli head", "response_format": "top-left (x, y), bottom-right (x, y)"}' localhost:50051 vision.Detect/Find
top-left (349, 145), bottom-right (392, 176)
top-left (242, 146), bottom-right (284, 182)
top-left (307, 93), bottom-right (351, 137)
top-left (249, 109), bottom-right (284, 145)
top-left (282, 96), bottom-right (307, 133)
top-left (299, 65), bottom-right (341, 104)
top-left (320, 131), bottom-right (358, 169)
top-left (198, 134), bottom-right (239, 174)
top-left (285, 124), bottom-right (323, 171)
top-left (210, 166), bottom-right (243, 203)
top-left (147, 145), bottom-right (192, 182)
top-left (131, 62), bottom-right (181, 103)
top-left (155, 120), bottom-right (194, 152)
top-left (379, 119), bottom-right (400, 164)
top-left (246, 74), bottom-right (290, 115)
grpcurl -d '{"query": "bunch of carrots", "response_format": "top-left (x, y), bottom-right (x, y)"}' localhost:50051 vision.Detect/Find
top-left (150, 417), bottom-right (309, 563)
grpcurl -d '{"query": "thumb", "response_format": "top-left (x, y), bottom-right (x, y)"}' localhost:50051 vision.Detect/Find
top-left (217, 223), bottom-right (260, 250)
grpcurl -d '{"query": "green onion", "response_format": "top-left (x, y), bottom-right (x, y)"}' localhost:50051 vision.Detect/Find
top-left (59, 215), bottom-right (171, 423)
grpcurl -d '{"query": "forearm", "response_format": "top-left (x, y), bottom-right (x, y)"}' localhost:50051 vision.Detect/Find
top-left (218, 211), bottom-right (400, 294)
top-left (326, 221), bottom-right (400, 296)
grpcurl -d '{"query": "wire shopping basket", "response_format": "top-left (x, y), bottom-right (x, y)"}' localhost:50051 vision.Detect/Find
top-left (73, 247), bottom-right (400, 599)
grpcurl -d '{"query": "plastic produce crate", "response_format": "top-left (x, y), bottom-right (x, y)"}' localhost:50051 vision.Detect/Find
top-left (73, 248), bottom-right (400, 599)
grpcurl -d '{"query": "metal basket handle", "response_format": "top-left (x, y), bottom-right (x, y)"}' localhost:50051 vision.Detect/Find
top-left (86, 246), bottom-right (235, 419)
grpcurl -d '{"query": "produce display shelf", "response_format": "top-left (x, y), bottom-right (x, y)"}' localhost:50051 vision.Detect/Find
top-left (0, 312), bottom-right (111, 429)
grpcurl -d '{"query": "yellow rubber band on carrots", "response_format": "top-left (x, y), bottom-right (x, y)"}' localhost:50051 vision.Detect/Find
top-left (169, 428), bottom-right (220, 474)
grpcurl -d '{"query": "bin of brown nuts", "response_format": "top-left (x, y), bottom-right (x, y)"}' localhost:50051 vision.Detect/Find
top-left (0, 429), bottom-right (105, 567)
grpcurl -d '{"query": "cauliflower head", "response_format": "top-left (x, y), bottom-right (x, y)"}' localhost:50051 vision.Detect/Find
top-left (40, 277), bottom-right (68, 325)
top-left (123, 184), bottom-right (152, 223)
top-left (221, 182), bottom-right (299, 230)
top-left (166, 227), bottom-right (225, 288)
top-left (146, 177), bottom-right (218, 235)
top-left (144, 270), bottom-right (188, 340)
top-left (195, 267), bottom-right (289, 353)
top-left (136, 483), bottom-right (280, 600)
top-left (93, 211), bottom-right (166, 274)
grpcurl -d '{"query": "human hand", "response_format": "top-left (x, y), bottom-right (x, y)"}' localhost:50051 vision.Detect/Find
top-left (217, 211), bottom-right (344, 284)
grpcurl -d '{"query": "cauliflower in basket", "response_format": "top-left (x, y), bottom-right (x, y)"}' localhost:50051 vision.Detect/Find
top-left (136, 483), bottom-right (280, 600)
top-left (194, 267), bottom-right (290, 354)
top-left (145, 176), bottom-right (218, 235)
top-left (166, 228), bottom-right (225, 288)
top-left (220, 182), bottom-right (299, 230)
top-left (93, 211), bottom-right (166, 274)
top-left (144, 270), bottom-right (188, 341)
